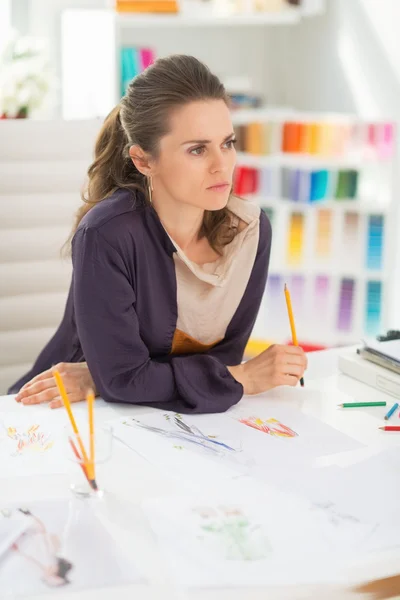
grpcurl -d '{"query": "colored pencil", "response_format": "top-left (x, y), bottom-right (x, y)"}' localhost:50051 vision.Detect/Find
top-left (379, 426), bottom-right (400, 431)
top-left (284, 283), bottom-right (304, 387)
top-left (68, 437), bottom-right (96, 490)
top-left (384, 402), bottom-right (399, 420)
top-left (87, 389), bottom-right (96, 483)
top-left (53, 369), bottom-right (97, 490)
top-left (338, 401), bottom-right (387, 408)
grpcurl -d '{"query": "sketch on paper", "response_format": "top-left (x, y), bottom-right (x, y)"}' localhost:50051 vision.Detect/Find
top-left (1, 507), bottom-right (73, 588)
top-left (238, 417), bottom-right (298, 438)
top-left (308, 500), bottom-right (384, 553)
top-left (6, 424), bottom-right (54, 457)
top-left (193, 505), bottom-right (271, 561)
top-left (311, 501), bottom-right (362, 527)
top-left (122, 413), bottom-right (240, 456)
top-left (0, 500), bottom-right (141, 595)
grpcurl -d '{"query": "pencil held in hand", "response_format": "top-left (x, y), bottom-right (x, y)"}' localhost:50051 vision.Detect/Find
top-left (284, 284), bottom-right (305, 387)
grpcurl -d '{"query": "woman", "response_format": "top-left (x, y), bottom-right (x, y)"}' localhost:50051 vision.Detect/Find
top-left (10, 55), bottom-right (306, 413)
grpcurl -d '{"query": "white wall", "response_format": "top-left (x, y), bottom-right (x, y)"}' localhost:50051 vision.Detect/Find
top-left (278, 0), bottom-right (400, 118)
top-left (28, 0), bottom-right (110, 116)
top-left (0, 0), bottom-right (11, 51)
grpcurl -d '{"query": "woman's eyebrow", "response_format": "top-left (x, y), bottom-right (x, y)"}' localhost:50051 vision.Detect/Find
top-left (181, 133), bottom-right (236, 145)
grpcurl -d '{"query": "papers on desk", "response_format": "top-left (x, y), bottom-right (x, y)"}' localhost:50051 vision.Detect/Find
top-left (0, 410), bottom-right (71, 477)
top-left (142, 486), bottom-right (347, 588)
top-left (0, 499), bottom-right (142, 596)
top-left (0, 401), bottom-right (119, 478)
top-left (110, 398), bottom-right (362, 485)
top-left (266, 455), bottom-right (400, 554)
top-left (317, 450), bottom-right (400, 541)
top-left (1, 391), bottom-right (398, 592)
top-left (143, 449), bottom-right (400, 588)
top-left (0, 514), bottom-right (29, 561)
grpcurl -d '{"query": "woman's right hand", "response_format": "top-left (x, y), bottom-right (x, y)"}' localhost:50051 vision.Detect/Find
top-left (228, 344), bottom-right (307, 395)
top-left (15, 362), bottom-right (96, 409)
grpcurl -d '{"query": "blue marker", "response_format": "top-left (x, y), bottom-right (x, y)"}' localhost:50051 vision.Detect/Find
top-left (384, 402), bottom-right (399, 421)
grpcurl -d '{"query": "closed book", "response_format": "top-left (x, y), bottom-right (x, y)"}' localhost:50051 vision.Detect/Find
top-left (358, 348), bottom-right (400, 376)
top-left (339, 348), bottom-right (400, 400)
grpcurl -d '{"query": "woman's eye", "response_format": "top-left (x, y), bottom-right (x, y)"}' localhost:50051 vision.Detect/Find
top-left (224, 139), bottom-right (237, 149)
top-left (190, 146), bottom-right (205, 156)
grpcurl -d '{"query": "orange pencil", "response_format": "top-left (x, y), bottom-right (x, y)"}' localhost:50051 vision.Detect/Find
top-left (87, 389), bottom-right (96, 483)
top-left (284, 283), bottom-right (305, 387)
top-left (68, 437), bottom-right (97, 490)
top-left (53, 369), bottom-right (97, 490)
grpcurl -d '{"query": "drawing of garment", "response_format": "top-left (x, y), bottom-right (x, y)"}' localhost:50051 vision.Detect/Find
top-left (194, 506), bottom-right (271, 561)
top-left (8, 509), bottom-right (73, 587)
top-left (7, 425), bottom-right (54, 456)
top-left (0, 500), bottom-right (140, 595)
top-left (239, 417), bottom-right (298, 438)
top-left (124, 413), bottom-right (239, 456)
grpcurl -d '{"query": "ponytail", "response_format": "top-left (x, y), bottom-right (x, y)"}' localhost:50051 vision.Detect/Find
top-left (68, 106), bottom-right (145, 245)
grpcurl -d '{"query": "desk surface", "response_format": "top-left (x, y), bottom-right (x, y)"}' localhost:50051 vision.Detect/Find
top-left (1, 347), bottom-right (400, 600)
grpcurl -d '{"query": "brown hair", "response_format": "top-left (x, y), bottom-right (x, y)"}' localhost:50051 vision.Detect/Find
top-left (70, 54), bottom-right (237, 252)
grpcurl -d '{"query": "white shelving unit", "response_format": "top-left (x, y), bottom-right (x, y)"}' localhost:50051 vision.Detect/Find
top-left (246, 195), bottom-right (391, 215)
top-left (61, 3), bottom-right (324, 118)
top-left (115, 10), bottom-right (302, 27)
top-left (59, 1), bottom-right (398, 349)
top-left (233, 110), bottom-right (396, 348)
top-left (236, 151), bottom-right (369, 170)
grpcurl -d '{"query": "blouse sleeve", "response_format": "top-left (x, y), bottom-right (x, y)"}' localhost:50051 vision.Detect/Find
top-left (72, 212), bottom-right (271, 414)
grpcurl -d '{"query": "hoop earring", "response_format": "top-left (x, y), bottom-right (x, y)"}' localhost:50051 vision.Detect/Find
top-left (147, 176), bottom-right (153, 204)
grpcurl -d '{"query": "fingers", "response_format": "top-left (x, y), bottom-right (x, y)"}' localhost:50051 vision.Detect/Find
top-left (284, 355), bottom-right (307, 368)
top-left (283, 374), bottom-right (300, 387)
top-left (16, 377), bottom-right (46, 401)
top-left (284, 347), bottom-right (308, 370)
top-left (16, 363), bottom-right (68, 400)
top-left (265, 345), bottom-right (306, 388)
top-left (17, 378), bottom-right (57, 402)
top-left (268, 344), bottom-right (308, 370)
top-left (17, 368), bottom-right (54, 392)
top-left (283, 364), bottom-right (304, 378)
top-left (281, 344), bottom-right (305, 356)
top-left (49, 393), bottom-right (83, 409)
top-left (48, 398), bottom-right (63, 409)
top-left (268, 372), bottom-right (299, 389)
top-left (19, 385), bottom-right (60, 406)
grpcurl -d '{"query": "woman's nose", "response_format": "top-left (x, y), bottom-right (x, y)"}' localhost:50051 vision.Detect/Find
top-left (209, 150), bottom-right (227, 173)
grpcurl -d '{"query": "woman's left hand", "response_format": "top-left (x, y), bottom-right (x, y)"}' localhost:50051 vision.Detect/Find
top-left (15, 362), bottom-right (96, 409)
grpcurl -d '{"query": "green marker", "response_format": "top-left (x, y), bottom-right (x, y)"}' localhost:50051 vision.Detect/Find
top-left (338, 402), bottom-right (387, 408)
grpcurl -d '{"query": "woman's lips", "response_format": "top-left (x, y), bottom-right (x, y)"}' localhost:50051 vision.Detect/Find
top-left (207, 183), bottom-right (230, 192)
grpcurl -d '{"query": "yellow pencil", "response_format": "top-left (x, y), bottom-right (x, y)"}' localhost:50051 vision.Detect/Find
top-left (87, 389), bottom-right (95, 482)
top-left (284, 283), bottom-right (305, 387)
top-left (53, 370), bottom-right (97, 488)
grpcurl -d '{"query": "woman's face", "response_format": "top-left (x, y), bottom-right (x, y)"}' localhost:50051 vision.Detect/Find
top-left (153, 99), bottom-right (237, 211)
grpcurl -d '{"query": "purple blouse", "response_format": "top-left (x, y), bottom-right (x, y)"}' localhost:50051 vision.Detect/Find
top-left (9, 189), bottom-right (272, 413)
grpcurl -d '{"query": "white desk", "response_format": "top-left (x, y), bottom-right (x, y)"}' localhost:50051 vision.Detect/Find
top-left (1, 347), bottom-right (400, 600)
